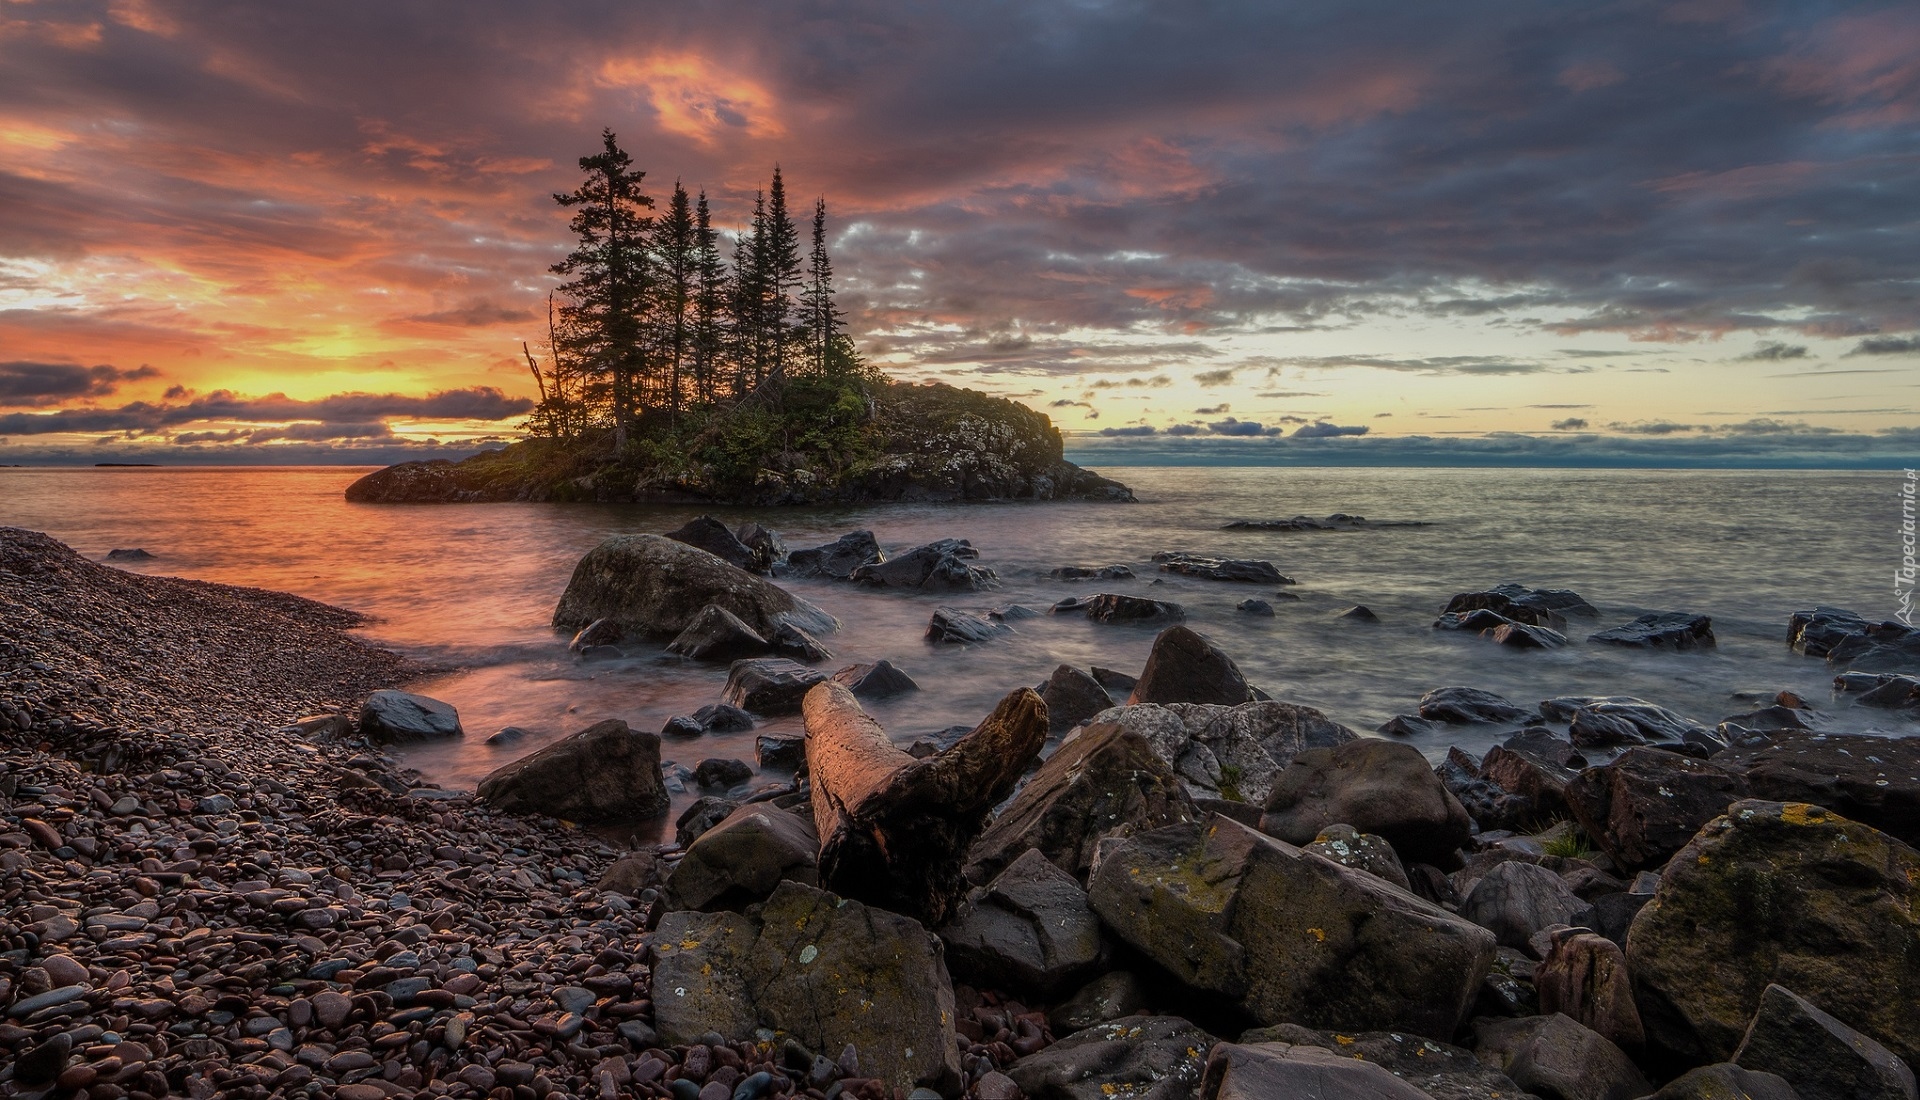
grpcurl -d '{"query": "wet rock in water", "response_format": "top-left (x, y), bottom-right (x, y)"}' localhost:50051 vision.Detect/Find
top-left (1302, 823), bottom-right (1409, 889)
top-left (831, 659), bottom-right (920, 698)
top-left (768, 620), bottom-right (832, 663)
top-left (1090, 817), bottom-right (1497, 1036)
top-left (487, 725), bottom-right (532, 745)
top-left (1647, 1065), bottom-right (1804, 1100)
top-left (1490, 620), bottom-right (1569, 648)
top-left (358, 688), bottom-right (463, 742)
top-left (677, 795), bottom-right (741, 846)
top-left (1852, 674), bottom-right (1920, 709)
top-left (1128, 625), bottom-right (1257, 707)
top-left (1077, 592), bottom-right (1186, 624)
top-left (724, 658), bottom-right (827, 715)
top-left (694, 757), bottom-right (753, 789)
top-left (966, 722), bottom-right (1198, 884)
top-left (1791, 607), bottom-right (1920, 672)
top-left (852, 538), bottom-right (998, 591)
top-left (734, 521), bottom-right (786, 573)
top-left (1199, 1041), bottom-right (1429, 1100)
top-left (1628, 800), bottom-right (1920, 1069)
top-left (1378, 714), bottom-right (1437, 737)
top-left (476, 718), bottom-right (670, 821)
top-left (652, 880), bottom-right (962, 1093)
top-left (1009, 1016), bottom-right (1215, 1100)
top-left (925, 607), bottom-right (1012, 645)
top-left (1720, 730), bottom-right (1920, 847)
top-left (786, 529), bottom-right (883, 579)
top-left (1235, 598), bottom-right (1274, 617)
top-left (1042, 664), bottom-right (1114, 734)
top-left (663, 702), bottom-right (757, 738)
top-left (105, 546), bottom-right (155, 560)
top-left (1533, 928), bottom-right (1645, 1050)
top-left (1336, 604), bottom-right (1379, 622)
top-left (665, 515), bottom-right (760, 572)
top-left (1152, 552), bottom-right (1294, 585)
top-left (1049, 971), bottom-right (1152, 1034)
top-left (1554, 696), bottom-right (1712, 750)
top-left (668, 804), bottom-right (821, 910)
top-left (1222, 513), bottom-right (1428, 532)
top-left (1052, 564), bottom-right (1135, 581)
top-left (569, 616), bottom-right (624, 650)
top-left (940, 848), bottom-right (1109, 996)
top-left (1590, 611), bottom-right (1717, 650)
top-left (993, 602), bottom-right (1043, 621)
top-left (1234, 1023), bottom-right (1526, 1099)
top-left (1473, 1013), bottom-right (1650, 1100)
top-left (755, 733), bottom-right (806, 771)
top-left (1085, 700), bottom-right (1356, 804)
top-left (1790, 605), bottom-right (1872, 655)
top-left (1447, 582), bottom-right (1598, 622)
top-left (1260, 738), bottom-right (1473, 866)
top-left (1438, 746), bottom-right (1535, 832)
top-left (667, 603), bottom-right (773, 661)
top-left (1419, 686), bottom-right (1538, 725)
top-left (1732, 983), bottom-right (1917, 1100)
top-left (1565, 747), bottom-right (1751, 871)
top-left (553, 533), bottom-right (839, 639)
top-left (1459, 861), bottom-right (1588, 950)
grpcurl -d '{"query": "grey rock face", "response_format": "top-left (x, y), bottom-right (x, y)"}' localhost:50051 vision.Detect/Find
top-left (939, 849), bottom-right (1108, 996)
top-left (1085, 700), bottom-right (1355, 804)
top-left (1734, 984), bottom-right (1917, 1100)
top-left (1459, 861), bottom-right (1588, 950)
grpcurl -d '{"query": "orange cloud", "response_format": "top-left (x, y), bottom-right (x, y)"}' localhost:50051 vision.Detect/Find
top-left (596, 53), bottom-right (786, 147)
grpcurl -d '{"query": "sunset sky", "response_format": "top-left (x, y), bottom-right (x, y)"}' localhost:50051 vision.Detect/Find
top-left (2, 0), bottom-right (1917, 466)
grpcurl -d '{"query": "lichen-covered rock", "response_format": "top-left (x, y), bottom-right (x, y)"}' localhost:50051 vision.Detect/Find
top-left (966, 722), bottom-right (1198, 884)
top-left (1009, 1017), bottom-right (1215, 1100)
top-left (651, 880), bottom-right (961, 1093)
top-left (939, 849), bottom-right (1108, 996)
top-left (1721, 731), bottom-right (1920, 848)
top-left (475, 718), bottom-right (670, 822)
top-left (1082, 701), bottom-right (1356, 804)
top-left (1302, 823), bottom-right (1409, 890)
top-left (1089, 816), bottom-right (1497, 1037)
top-left (552, 534), bottom-right (837, 640)
top-left (666, 804), bottom-right (820, 911)
top-left (1626, 800), bottom-right (1920, 1068)
top-left (1259, 738), bottom-right (1473, 866)
top-left (1128, 626), bottom-right (1257, 707)
top-left (1565, 746), bottom-right (1752, 871)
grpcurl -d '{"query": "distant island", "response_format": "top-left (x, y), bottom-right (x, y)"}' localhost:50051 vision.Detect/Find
top-left (347, 132), bottom-right (1131, 506)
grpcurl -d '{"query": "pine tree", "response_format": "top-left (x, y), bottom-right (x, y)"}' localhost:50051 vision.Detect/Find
top-left (690, 190), bottom-right (726, 405)
top-left (761, 167), bottom-right (805, 383)
top-left (550, 129), bottom-right (655, 448)
top-left (731, 192), bottom-right (770, 392)
top-left (801, 197), bottom-right (849, 377)
top-left (653, 181), bottom-right (697, 414)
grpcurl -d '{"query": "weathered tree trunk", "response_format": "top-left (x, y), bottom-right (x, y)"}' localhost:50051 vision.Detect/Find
top-left (802, 681), bottom-right (1047, 924)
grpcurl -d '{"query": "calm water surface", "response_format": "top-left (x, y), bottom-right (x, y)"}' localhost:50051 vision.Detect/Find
top-left (4, 465), bottom-right (1912, 826)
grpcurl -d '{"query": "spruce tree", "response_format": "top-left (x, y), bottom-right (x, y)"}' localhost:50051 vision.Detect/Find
top-left (550, 129), bottom-right (655, 447)
top-left (690, 191), bottom-right (726, 405)
top-left (762, 167), bottom-right (804, 383)
top-left (654, 181), bottom-right (697, 413)
top-left (802, 197), bottom-right (848, 377)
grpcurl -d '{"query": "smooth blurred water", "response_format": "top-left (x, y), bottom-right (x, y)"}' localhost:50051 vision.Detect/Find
top-left (4, 465), bottom-right (1913, 827)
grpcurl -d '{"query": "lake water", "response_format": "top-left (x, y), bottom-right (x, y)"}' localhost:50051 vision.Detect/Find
top-left (4, 465), bottom-right (1913, 832)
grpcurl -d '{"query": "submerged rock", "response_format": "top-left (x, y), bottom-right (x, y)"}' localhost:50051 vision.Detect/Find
top-left (852, 538), bottom-right (998, 591)
top-left (1152, 552), bottom-right (1294, 584)
top-left (1446, 582), bottom-right (1598, 621)
top-left (359, 689), bottom-right (462, 742)
top-left (1419, 686), bottom-right (1537, 725)
top-left (666, 603), bottom-right (771, 661)
top-left (476, 718), bottom-right (670, 822)
top-left (831, 659), bottom-right (920, 698)
top-left (552, 534), bottom-right (837, 640)
top-left (1589, 611), bottom-right (1716, 650)
top-left (1051, 564), bottom-right (1135, 581)
top-left (785, 529), bottom-right (882, 579)
top-left (105, 547), bottom-right (155, 560)
top-left (723, 658), bottom-right (826, 715)
top-left (1076, 592), bottom-right (1186, 624)
top-left (925, 607), bottom-right (1012, 645)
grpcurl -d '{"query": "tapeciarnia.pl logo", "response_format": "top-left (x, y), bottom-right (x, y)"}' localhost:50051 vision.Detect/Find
top-left (1899, 468), bottom-right (1917, 626)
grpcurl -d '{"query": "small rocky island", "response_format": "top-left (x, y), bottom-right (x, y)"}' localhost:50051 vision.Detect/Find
top-left (6, 523), bottom-right (1920, 1100)
top-left (346, 382), bottom-right (1132, 507)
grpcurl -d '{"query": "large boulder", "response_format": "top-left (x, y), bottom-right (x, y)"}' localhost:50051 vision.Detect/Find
top-left (1564, 747), bottom-right (1752, 871)
top-left (723, 658), bottom-right (827, 715)
top-left (664, 515), bottom-right (758, 572)
top-left (966, 722), bottom-right (1198, 884)
top-left (1088, 817), bottom-right (1497, 1037)
top-left (551, 534), bottom-right (837, 640)
top-left (1589, 611), bottom-right (1716, 650)
top-left (939, 848), bottom-right (1108, 996)
top-left (1721, 731), bottom-right (1920, 848)
top-left (358, 689), bottom-right (462, 742)
top-left (651, 880), bottom-right (961, 1093)
top-left (1009, 1017), bottom-right (1215, 1100)
top-left (665, 603), bottom-right (771, 661)
top-left (1626, 800), bottom-right (1920, 1068)
top-left (1198, 1042), bottom-right (1428, 1100)
top-left (1084, 701), bottom-right (1356, 804)
top-left (851, 538), bottom-right (997, 591)
top-left (1472, 1013), bottom-right (1650, 1100)
top-left (1459, 861), bottom-right (1588, 950)
top-left (666, 804), bottom-right (820, 911)
top-left (476, 719), bottom-right (669, 821)
top-left (1041, 665), bottom-right (1113, 734)
top-left (1127, 626), bottom-right (1257, 707)
top-left (1733, 983), bottom-right (1917, 1100)
top-left (1234, 1024), bottom-right (1527, 1100)
top-left (1259, 738), bottom-right (1473, 866)
top-left (785, 530), bottom-right (882, 579)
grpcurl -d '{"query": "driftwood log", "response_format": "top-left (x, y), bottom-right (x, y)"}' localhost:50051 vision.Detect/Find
top-left (802, 681), bottom-right (1048, 924)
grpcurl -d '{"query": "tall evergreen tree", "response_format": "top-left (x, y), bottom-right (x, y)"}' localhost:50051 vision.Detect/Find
top-left (731, 192), bottom-right (770, 392)
top-left (690, 190), bottom-right (726, 404)
top-left (550, 129), bottom-right (654, 448)
top-left (761, 167), bottom-right (804, 383)
top-left (653, 181), bottom-right (697, 413)
top-left (801, 197), bottom-right (848, 376)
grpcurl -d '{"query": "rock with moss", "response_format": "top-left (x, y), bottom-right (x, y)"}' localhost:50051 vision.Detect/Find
top-left (1088, 816), bottom-right (1497, 1038)
top-left (1626, 800), bottom-right (1920, 1069)
top-left (552, 534), bottom-right (837, 642)
top-left (650, 880), bottom-right (961, 1093)
top-left (1010, 1016), bottom-right (1216, 1100)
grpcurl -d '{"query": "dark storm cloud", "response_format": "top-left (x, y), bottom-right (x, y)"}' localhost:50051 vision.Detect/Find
top-left (1849, 336), bottom-right (1920, 356)
top-left (0, 361), bottom-right (159, 407)
top-left (1739, 342), bottom-right (1809, 361)
top-left (0, 386), bottom-right (533, 436)
top-left (1551, 417), bottom-right (1589, 430)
